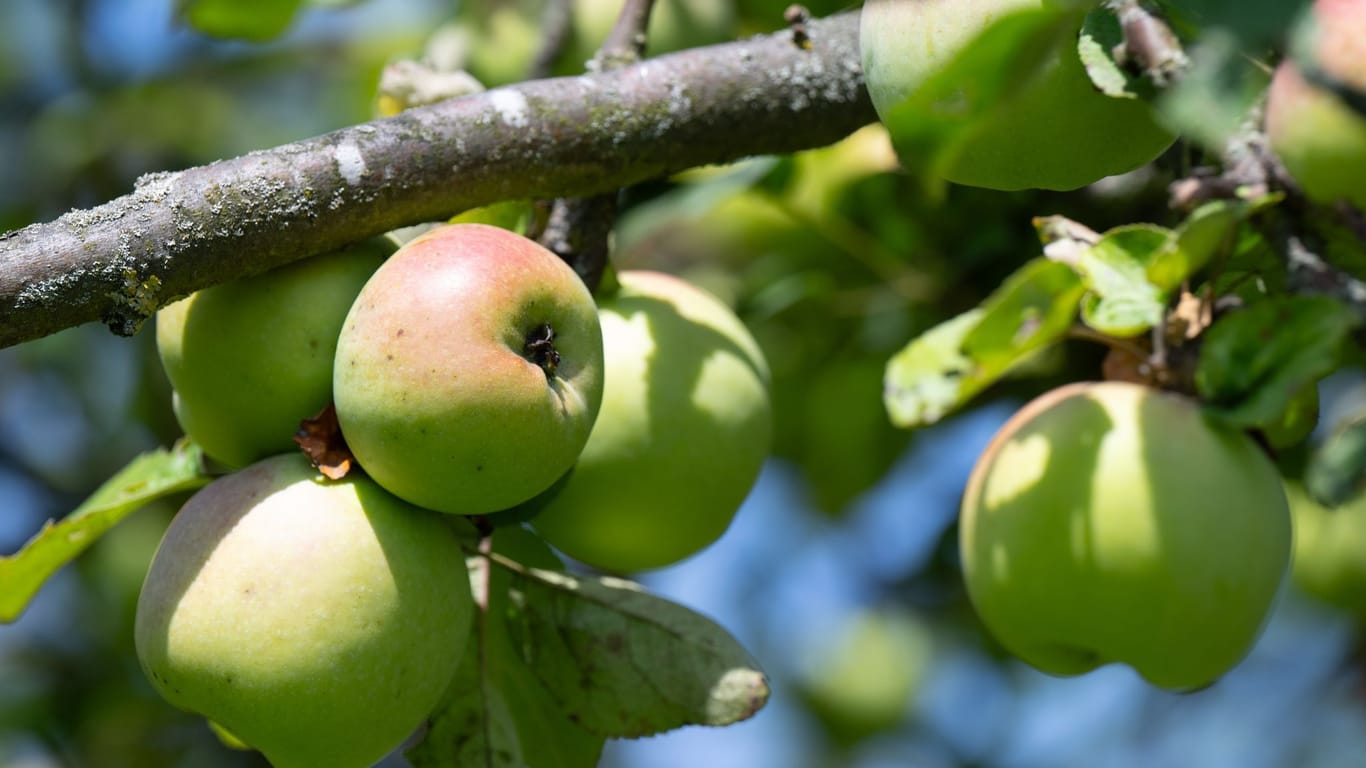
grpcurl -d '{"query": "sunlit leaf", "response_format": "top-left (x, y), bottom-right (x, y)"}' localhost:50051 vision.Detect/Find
top-left (1078, 7), bottom-right (1151, 99)
top-left (1196, 297), bottom-right (1358, 429)
top-left (1075, 225), bottom-right (1172, 337)
top-left (884, 259), bottom-right (1084, 428)
top-left (883, 310), bottom-right (983, 428)
top-left (0, 442), bottom-right (210, 623)
top-left (498, 558), bottom-right (768, 738)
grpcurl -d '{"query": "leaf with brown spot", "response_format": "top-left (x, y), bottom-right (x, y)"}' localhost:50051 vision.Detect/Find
top-left (495, 557), bottom-right (770, 738)
top-left (293, 404), bottom-right (354, 480)
top-left (409, 529), bottom-right (603, 768)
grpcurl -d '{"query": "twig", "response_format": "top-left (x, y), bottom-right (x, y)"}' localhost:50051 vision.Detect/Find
top-left (1106, 0), bottom-right (1189, 87)
top-left (527, 0), bottom-right (575, 80)
top-left (540, 0), bottom-right (659, 291)
top-left (591, 0), bottom-right (658, 70)
top-left (1282, 231), bottom-right (1366, 319)
top-left (0, 12), bottom-right (872, 349)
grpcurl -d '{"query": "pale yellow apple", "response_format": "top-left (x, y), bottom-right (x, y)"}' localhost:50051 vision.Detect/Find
top-left (531, 271), bottom-right (771, 572)
top-left (135, 454), bottom-right (473, 768)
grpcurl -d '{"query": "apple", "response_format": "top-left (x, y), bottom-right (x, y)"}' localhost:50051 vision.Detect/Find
top-left (1265, 0), bottom-right (1366, 209)
top-left (530, 271), bottom-right (771, 572)
top-left (1288, 480), bottom-right (1366, 617)
top-left (333, 223), bottom-right (604, 516)
top-left (135, 453), bottom-right (473, 768)
top-left (797, 609), bottom-right (931, 746)
top-left (156, 238), bottom-right (393, 468)
top-left (860, 0), bottom-right (1175, 191)
top-left (960, 381), bottom-right (1291, 690)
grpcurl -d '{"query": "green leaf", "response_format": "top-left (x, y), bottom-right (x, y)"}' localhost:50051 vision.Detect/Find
top-left (884, 258), bottom-right (1084, 428)
top-left (883, 310), bottom-right (984, 428)
top-left (497, 558), bottom-right (769, 738)
top-left (0, 442), bottom-right (210, 623)
top-left (177, 0), bottom-right (306, 41)
top-left (1154, 0), bottom-right (1310, 50)
top-left (880, 8), bottom-right (1076, 190)
top-left (411, 529), bottom-right (604, 768)
top-left (1075, 225), bottom-right (1173, 337)
top-left (1151, 197), bottom-right (1276, 289)
top-left (1306, 417), bottom-right (1366, 509)
top-left (1196, 297), bottom-right (1359, 429)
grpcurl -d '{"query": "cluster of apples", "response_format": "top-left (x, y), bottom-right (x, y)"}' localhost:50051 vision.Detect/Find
top-left (135, 223), bottom-right (771, 767)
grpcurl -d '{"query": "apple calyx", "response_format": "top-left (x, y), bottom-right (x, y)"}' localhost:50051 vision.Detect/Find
top-left (523, 322), bottom-right (562, 378)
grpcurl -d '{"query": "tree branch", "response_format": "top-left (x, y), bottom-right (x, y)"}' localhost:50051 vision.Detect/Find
top-left (0, 11), bottom-right (872, 349)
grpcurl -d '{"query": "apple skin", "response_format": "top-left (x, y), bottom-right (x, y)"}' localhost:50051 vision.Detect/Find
top-left (860, 0), bottom-right (1174, 191)
top-left (333, 224), bottom-right (604, 516)
top-left (134, 453), bottom-right (473, 768)
top-left (960, 381), bottom-right (1291, 690)
top-left (1288, 481), bottom-right (1366, 617)
top-left (530, 271), bottom-right (771, 572)
top-left (156, 238), bottom-right (393, 468)
top-left (1266, 0), bottom-right (1366, 209)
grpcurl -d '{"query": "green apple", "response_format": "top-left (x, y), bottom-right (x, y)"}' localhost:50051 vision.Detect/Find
top-left (1266, 0), bottom-right (1366, 209)
top-left (797, 609), bottom-right (931, 746)
top-left (135, 453), bottom-right (473, 768)
top-left (960, 381), bottom-right (1291, 690)
top-left (156, 238), bottom-right (393, 468)
top-left (1288, 480), bottom-right (1366, 617)
top-left (333, 223), bottom-right (604, 516)
top-left (530, 271), bottom-right (771, 572)
top-left (860, 0), bottom-right (1175, 191)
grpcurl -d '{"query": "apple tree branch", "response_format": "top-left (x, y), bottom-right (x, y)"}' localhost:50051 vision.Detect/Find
top-left (0, 11), bottom-right (872, 349)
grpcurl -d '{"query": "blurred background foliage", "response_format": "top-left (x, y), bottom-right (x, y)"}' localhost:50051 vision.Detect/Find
top-left (2, 1), bottom-right (1366, 767)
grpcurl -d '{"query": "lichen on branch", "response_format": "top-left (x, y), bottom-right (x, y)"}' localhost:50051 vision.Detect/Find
top-left (0, 11), bottom-right (872, 350)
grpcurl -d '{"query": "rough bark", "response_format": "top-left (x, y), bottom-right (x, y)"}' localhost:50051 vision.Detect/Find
top-left (0, 12), bottom-right (874, 349)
